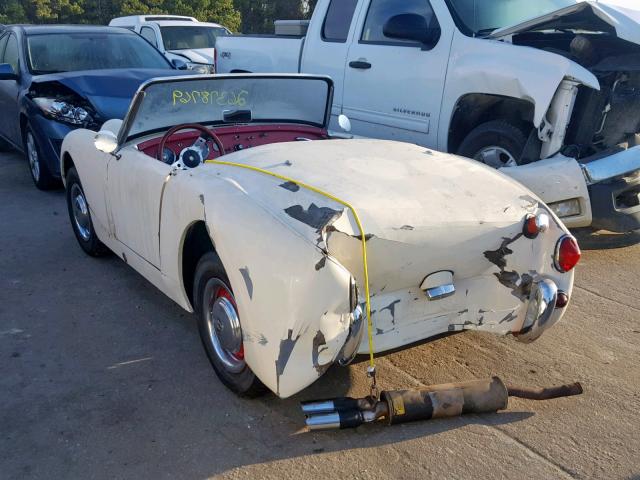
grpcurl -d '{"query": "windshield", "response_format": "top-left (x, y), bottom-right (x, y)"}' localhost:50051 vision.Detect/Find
top-left (123, 76), bottom-right (332, 141)
top-left (445, 0), bottom-right (579, 35)
top-left (27, 32), bottom-right (171, 74)
top-left (161, 26), bottom-right (229, 51)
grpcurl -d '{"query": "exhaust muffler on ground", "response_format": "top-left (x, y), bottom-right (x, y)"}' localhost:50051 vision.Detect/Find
top-left (301, 377), bottom-right (583, 431)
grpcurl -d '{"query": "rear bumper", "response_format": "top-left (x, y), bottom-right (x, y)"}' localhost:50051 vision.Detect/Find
top-left (581, 146), bottom-right (640, 233)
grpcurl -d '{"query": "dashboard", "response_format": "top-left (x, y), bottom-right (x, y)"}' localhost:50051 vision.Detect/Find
top-left (137, 124), bottom-right (328, 162)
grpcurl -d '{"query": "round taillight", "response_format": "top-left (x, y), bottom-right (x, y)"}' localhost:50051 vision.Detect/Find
top-left (555, 236), bottom-right (581, 273)
top-left (524, 213), bottom-right (550, 239)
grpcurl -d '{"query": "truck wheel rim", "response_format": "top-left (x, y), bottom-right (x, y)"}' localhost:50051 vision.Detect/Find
top-left (70, 184), bottom-right (92, 241)
top-left (474, 146), bottom-right (517, 168)
top-left (27, 133), bottom-right (40, 181)
top-left (205, 280), bottom-right (245, 373)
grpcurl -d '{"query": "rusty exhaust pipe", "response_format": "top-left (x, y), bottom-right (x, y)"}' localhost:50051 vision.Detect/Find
top-left (302, 377), bottom-right (582, 431)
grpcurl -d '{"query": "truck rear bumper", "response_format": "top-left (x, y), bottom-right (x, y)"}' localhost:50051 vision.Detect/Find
top-left (581, 146), bottom-right (640, 233)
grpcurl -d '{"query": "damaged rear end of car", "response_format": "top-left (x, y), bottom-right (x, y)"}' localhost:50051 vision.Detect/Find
top-left (199, 139), bottom-right (578, 398)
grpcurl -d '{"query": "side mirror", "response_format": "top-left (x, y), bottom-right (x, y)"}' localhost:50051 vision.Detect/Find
top-left (0, 63), bottom-right (18, 80)
top-left (171, 58), bottom-right (188, 70)
top-left (383, 14), bottom-right (441, 49)
top-left (94, 130), bottom-right (118, 154)
top-left (338, 114), bottom-right (352, 133)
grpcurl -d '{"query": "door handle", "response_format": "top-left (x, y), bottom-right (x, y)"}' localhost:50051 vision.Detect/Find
top-left (349, 60), bottom-right (372, 70)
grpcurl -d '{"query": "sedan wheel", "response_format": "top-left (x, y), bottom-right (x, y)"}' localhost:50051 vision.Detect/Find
top-left (24, 126), bottom-right (59, 190)
top-left (26, 132), bottom-right (41, 183)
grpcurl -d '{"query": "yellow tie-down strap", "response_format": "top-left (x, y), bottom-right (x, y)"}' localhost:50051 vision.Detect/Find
top-left (205, 159), bottom-right (376, 370)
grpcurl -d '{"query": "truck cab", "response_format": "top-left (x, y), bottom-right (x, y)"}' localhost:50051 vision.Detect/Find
top-left (109, 15), bottom-right (231, 74)
top-left (216, 0), bottom-right (640, 234)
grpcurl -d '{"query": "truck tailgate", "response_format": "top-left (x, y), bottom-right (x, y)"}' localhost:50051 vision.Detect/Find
top-left (216, 35), bottom-right (304, 73)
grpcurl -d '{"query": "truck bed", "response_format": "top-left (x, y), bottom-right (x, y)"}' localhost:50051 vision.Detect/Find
top-left (216, 34), bottom-right (304, 74)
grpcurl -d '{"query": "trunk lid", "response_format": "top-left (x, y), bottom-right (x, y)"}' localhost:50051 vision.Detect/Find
top-left (205, 139), bottom-right (546, 292)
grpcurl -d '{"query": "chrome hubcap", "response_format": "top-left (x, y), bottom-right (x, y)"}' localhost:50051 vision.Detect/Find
top-left (26, 133), bottom-right (40, 181)
top-left (205, 280), bottom-right (245, 373)
top-left (474, 146), bottom-right (518, 169)
top-left (70, 184), bottom-right (92, 241)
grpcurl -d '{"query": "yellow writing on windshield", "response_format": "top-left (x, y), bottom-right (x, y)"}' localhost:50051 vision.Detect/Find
top-left (172, 89), bottom-right (249, 107)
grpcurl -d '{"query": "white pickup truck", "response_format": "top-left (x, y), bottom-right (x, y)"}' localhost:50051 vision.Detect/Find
top-left (110, 15), bottom-right (230, 74)
top-left (216, 0), bottom-right (640, 233)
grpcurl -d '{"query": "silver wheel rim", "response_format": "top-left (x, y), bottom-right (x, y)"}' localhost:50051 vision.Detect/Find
top-left (26, 132), bottom-right (40, 181)
top-left (70, 183), bottom-right (92, 241)
top-left (205, 280), bottom-right (245, 373)
top-left (474, 146), bottom-right (518, 169)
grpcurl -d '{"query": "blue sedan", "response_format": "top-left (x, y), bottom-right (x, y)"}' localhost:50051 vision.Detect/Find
top-left (0, 25), bottom-right (189, 190)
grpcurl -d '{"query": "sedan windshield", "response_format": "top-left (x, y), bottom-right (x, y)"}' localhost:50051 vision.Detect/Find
top-left (124, 76), bottom-right (332, 141)
top-left (27, 32), bottom-right (171, 74)
top-left (161, 26), bottom-right (229, 51)
top-left (445, 0), bottom-right (579, 35)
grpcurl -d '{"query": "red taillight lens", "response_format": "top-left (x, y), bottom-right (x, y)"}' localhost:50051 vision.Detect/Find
top-left (555, 236), bottom-right (581, 273)
top-left (523, 213), bottom-right (550, 239)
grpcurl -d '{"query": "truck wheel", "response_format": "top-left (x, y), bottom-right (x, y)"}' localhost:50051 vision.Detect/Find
top-left (193, 252), bottom-right (267, 398)
top-left (65, 167), bottom-right (110, 257)
top-left (24, 126), bottom-right (60, 190)
top-left (457, 120), bottom-right (527, 169)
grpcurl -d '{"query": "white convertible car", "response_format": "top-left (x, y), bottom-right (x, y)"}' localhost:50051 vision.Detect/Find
top-left (60, 74), bottom-right (581, 398)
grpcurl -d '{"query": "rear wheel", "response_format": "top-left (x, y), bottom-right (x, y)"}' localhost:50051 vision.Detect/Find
top-left (194, 252), bottom-right (266, 397)
top-left (65, 167), bottom-right (109, 257)
top-left (24, 126), bottom-right (59, 190)
top-left (457, 120), bottom-right (528, 169)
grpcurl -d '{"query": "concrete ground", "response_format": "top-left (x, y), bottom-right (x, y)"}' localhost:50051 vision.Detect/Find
top-left (1, 150), bottom-right (638, 480)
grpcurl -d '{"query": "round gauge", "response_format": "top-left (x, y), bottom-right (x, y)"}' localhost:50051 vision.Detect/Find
top-left (162, 147), bottom-right (176, 165)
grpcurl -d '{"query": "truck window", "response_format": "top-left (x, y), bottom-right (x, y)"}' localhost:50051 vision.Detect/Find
top-left (361, 0), bottom-right (439, 46)
top-left (140, 26), bottom-right (158, 48)
top-left (322, 0), bottom-right (358, 43)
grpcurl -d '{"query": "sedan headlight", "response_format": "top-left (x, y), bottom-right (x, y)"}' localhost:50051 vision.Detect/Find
top-left (33, 98), bottom-right (92, 126)
top-left (186, 62), bottom-right (215, 74)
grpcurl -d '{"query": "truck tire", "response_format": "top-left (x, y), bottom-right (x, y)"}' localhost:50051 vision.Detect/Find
top-left (193, 252), bottom-right (267, 398)
top-left (457, 120), bottom-right (528, 169)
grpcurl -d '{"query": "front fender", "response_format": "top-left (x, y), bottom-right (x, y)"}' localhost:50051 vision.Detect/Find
top-left (439, 33), bottom-right (599, 152)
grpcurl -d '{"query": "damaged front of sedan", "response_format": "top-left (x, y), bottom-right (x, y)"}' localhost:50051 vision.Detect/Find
top-left (0, 25), bottom-right (186, 189)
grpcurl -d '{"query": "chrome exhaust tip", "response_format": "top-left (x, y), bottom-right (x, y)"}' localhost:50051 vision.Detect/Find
top-left (300, 400), bottom-right (338, 415)
top-left (305, 412), bottom-right (342, 431)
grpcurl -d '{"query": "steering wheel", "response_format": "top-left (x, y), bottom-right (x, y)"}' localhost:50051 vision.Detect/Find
top-left (157, 123), bottom-right (226, 166)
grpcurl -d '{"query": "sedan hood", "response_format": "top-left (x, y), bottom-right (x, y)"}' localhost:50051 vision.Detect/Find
top-left (490, 1), bottom-right (640, 46)
top-left (168, 48), bottom-right (215, 64)
top-left (32, 68), bottom-right (186, 121)
top-left (205, 139), bottom-right (552, 292)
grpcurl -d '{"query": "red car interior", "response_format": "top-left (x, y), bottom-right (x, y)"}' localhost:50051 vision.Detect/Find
top-left (137, 124), bottom-right (329, 160)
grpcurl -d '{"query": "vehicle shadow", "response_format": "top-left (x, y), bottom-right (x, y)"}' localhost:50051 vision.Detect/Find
top-left (572, 228), bottom-right (640, 250)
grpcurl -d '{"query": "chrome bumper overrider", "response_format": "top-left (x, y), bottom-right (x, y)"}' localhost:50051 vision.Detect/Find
top-left (515, 278), bottom-right (559, 344)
